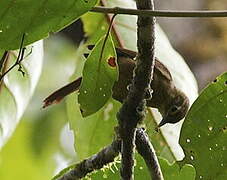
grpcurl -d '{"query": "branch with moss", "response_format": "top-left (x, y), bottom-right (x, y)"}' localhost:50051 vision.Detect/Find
top-left (57, 128), bottom-right (162, 180)
top-left (91, 6), bottom-right (227, 18)
top-left (116, 0), bottom-right (156, 179)
top-left (57, 140), bottom-right (121, 180)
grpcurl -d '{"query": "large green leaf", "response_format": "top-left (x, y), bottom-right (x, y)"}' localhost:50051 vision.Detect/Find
top-left (180, 72), bottom-right (227, 180)
top-left (0, 41), bottom-right (43, 148)
top-left (68, 93), bottom-right (119, 159)
top-left (0, 0), bottom-right (98, 50)
top-left (78, 36), bottom-right (118, 117)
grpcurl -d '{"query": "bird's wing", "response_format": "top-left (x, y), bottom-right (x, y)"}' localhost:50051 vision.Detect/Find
top-left (154, 58), bottom-right (173, 81)
top-left (115, 47), bottom-right (137, 59)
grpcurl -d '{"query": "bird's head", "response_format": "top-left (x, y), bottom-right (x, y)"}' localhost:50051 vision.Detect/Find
top-left (158, 89), bottom-right (189, 127)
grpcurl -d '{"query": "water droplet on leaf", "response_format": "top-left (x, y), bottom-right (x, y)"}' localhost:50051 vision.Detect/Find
top-left (208, 126), bottom-right (213, 131)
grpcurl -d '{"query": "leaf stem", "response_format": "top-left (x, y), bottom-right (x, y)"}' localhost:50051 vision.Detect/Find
top-left (99, 14), bottom-right (117, 65)
top-left (100, 0), bottom-right (125, 48)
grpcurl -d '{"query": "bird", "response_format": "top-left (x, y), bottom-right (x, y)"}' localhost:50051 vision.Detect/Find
top-left (43, 47), bottom-right (189, 127)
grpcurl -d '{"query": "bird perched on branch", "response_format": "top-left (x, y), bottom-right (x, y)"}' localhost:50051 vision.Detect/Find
top-left (43, 47), bottom-right (189, 127)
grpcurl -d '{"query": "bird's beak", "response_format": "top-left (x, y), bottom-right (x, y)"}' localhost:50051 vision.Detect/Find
top-left (158, 117), bottom-right (168, 128)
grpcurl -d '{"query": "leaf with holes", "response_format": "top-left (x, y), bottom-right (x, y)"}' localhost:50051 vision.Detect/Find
top-left (78, 36), bottom-right (118, 117)
top-left (0, 0), bottom-right (97, 50)
top-left (179, 72), bottom-right (227, 180)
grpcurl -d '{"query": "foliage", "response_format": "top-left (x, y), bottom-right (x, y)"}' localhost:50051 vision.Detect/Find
top-left (180, 72), bottom-right (227, 180)
top-left (0, 0), bottom-right (98, 50)
top-left (0, 0), bottom-right (226, 179)
top-left (78, 36), bottom-right (118, 117)
top-left (0, 42), bottom-right (43, 148)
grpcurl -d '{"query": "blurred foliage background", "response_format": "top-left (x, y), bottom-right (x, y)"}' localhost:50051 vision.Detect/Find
top-left (0, 0), bottom-right (227, 179)
top-left (156, 0), bottom-right (227, 89)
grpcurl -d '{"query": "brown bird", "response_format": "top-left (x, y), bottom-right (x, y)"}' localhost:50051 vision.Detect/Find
top-left (43, 47), bottom-right (189, 127)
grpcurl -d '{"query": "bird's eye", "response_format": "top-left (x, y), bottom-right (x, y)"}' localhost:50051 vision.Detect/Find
top-left (170, 105), bottom-right (179, 114)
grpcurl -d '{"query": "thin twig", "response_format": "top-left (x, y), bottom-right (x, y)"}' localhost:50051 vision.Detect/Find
top-left (0, 51), bottom-right (9, 72)
top-left (136, 128), bottom-right (164, 180)
top-left (0, 51), bottom-right (10, 90)
top-left (0, 34), bottom-right (26, 81)
top-left (91, 6), bottom-right (227, 18)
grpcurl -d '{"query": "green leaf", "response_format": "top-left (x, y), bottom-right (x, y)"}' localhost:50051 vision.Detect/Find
top-left (67, 93), bottom-right (119, 159)
top-left (78, 36), bottom-right (118, 117)
top-left (0, 105), bottom-right (67, 180)
top-left (0, 0), bottom-right (98, 50)
top-left (160, 158), bottom-right (196, 180)
top-left (82, 12), bottom-right (108, 44)
top-left (179, 72), bottom-right (227, 180)
top-left (0, 41), bottom-right (43, 148)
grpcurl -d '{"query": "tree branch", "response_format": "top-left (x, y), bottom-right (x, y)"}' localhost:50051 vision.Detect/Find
top-left (116, 0), bottom-right (156, 179)
top-left (57, 129), bottom-right (163, 180)
top-left (57, 140), bottom-right (121, 180)
top-left (136, 128), bottom-right (164, 180)
top-left (91, 6), bottom-right (227, 18)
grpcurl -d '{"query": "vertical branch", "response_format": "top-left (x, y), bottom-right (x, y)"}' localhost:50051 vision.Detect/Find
top-left (117, 0), bottom-right (156, 179)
